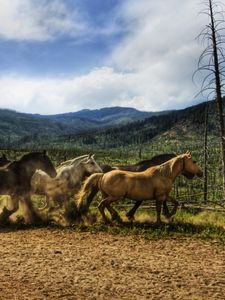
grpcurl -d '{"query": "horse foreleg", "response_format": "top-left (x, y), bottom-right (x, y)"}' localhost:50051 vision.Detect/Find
top-left (23, 195), bottom-right (42, 224)
top-left (155, 200), bottom-right (162, 225)
top-left (0, 196), bottom-right (19, 224)
top-left (166, 196), bottom-right (179, 219)
top-left (126, 201), bottom-right (142, 221)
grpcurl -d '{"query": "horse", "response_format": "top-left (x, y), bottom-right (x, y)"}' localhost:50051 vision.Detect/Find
top-left (0, 151), bottom-right (57, 224)
top-left (94, 153), bottom-right (195, 220)
top-left (31, 154), bottom-right (102, 210)
top-left (101, 153), bottom-right (194, 173)
top-left (76, 152), bottom-right (203, 224)
top-left (0, 154), bottom-right (11, 167)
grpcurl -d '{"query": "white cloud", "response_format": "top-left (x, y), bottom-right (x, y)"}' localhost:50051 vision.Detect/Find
top-left (0, 68), bottom-right (140, 114)
top-left (108, 0), bottom-right (207, 109)
top-left (0, 1), bottom-right (212, 113)
top-left (0, 0), bottom-right (86, 41)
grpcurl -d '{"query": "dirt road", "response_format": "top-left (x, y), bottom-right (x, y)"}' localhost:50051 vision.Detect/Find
top-left (0, 228), bottom-right (224, 300)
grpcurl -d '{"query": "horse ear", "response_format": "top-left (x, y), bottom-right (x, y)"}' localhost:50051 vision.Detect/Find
top-left (43, 150), bottom-right (47, 155)
top-left (91, 154), bottom-right (95, 159)
top-left (88, 153), bottom-right (92, 159)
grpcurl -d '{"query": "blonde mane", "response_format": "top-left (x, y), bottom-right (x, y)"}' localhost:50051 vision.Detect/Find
top-left (57, 155), bottom-right (89, 168)
top-left (158, 155), bottom-right (183, 178)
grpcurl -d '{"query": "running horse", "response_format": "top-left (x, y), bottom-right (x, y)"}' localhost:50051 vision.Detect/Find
top-left (95, 153), bottom-right (195, 220)
top-left (76, 152), bottom-right (203, 224)
top-left (0, 151), bottom-right (56, 224)
top-left (31, 154), bottom-right (103, 210)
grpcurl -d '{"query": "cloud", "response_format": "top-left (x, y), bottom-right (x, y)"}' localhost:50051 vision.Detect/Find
top-left (0, 1), bottom-right (211, 113)
top-left (0, 68), bottom-right (140, 114)
top-left (0, 0), bottom-right (86, 41)
top-left (108, 0), bottom-right (207, 108)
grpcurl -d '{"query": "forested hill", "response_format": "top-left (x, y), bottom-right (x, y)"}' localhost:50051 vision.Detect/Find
top-left (53, 99), bottom-right (219, 149)
top-left (0, 99), bottom-right (220, 149)
top-left (0, 106), bottom-right (166, 147)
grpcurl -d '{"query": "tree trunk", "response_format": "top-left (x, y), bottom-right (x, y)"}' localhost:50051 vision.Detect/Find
top-left (203, 103), bottom-right (209, 203)
top-left (209, 0), bottom-right (225, 197)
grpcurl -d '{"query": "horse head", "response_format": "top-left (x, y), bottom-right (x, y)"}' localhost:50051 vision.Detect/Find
top-left (82, 154), bottom-right (103, 175)
top-left (36, 151), bottom-right (57, 178)
top-left (182, 151), bottom-right (203, 178)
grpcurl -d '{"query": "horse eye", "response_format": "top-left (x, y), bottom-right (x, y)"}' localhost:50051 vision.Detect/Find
top-left (193, 160), bottom-right (196, 164)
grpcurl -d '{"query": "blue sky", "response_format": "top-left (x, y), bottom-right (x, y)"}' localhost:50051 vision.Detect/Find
top-left (0, 0), bottom-right (210, 114)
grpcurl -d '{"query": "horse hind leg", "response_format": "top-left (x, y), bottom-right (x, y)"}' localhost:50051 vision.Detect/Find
top-left (98, 196), bottom-right (120, 224)
top-left (166, 196), bottom-right (179, 219)
top-left (162, 202), bottom-right (170, 218)
top-left (106, 204), bottom-right (122, 223)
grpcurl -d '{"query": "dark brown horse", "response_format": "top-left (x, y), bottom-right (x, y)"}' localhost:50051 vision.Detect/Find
top-left (0, 151), bottom-right (57, 224)
top-left (96, 153), bottom-right (195, 220)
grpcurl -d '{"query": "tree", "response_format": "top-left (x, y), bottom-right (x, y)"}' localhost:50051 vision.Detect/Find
top-left (194, 0), bottom-right (225, 196)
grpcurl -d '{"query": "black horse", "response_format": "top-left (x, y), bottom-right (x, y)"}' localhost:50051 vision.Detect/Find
top-left (0, 151), bottom-right (57, 224)
top-left (97, 153), bottom-right (194, 220)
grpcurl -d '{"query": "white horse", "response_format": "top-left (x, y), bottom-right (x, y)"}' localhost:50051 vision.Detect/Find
top-left (31, 154), bottom-right (102, 210)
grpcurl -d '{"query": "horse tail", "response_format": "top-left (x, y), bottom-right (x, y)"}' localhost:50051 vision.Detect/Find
top-left (76, 173), bottom-right (103, 215)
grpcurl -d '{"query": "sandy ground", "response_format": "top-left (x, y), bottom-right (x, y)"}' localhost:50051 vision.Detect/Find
top-left (0, 228), bottom-right (224, 300)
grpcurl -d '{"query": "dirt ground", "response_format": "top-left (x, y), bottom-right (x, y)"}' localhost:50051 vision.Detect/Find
top-left (0, 228), bottom-right (224, 300)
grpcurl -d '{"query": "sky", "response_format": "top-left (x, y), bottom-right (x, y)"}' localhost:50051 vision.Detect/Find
top-left (0, 0), bottom-right (212, 114)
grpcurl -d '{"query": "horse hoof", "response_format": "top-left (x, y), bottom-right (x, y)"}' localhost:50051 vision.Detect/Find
top-left (127, 216), bottom-right (135, 222)
top-left (112, 215), bottom-right (123, 224)
top-left (102, 218), bottom-right (112, 225)
top-left (164, 213), bottom-right (171, 219)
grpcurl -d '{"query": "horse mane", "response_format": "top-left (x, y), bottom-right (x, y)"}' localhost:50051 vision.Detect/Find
top-left (114, 153), bottom-right (177, 171)
top-left (58, 155), bottom-right (89, 167)
top-left (158, 155), bottom-right (182, 177)
top-left (137, 153), bottom-right (177, 166)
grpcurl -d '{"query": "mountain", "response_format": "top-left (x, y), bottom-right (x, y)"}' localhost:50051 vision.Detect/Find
top-left (0, 106), bottom-right (164, 147)
top-left (44, 106), bottom-right (169, 126)
top-left (0, 100), bottom-right (220, 149)
top-left (47, 99), bottom-right (219, 150)
top-left (0, 109), bottom-right (99, 146)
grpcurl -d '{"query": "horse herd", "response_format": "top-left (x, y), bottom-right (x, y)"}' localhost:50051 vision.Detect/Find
top-left (0, 151), bottom-right (203, 226)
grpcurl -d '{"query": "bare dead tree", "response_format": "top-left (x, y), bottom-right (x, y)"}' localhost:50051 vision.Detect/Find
top-left (194, 0), bottom-right (225, 197)
top-left (203, 103), bottom-right (209, 203)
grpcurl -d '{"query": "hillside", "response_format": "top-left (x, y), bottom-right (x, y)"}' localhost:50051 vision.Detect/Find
top-left (0, 106), bottom-right (162, 147)
top-left (42, 106), bottom-right (166, 126)
top-left (0, 100), bottom-right (220, 149)
top-left (0, 109), bottom-right (99, 147)
top-left (46, 99), bottom-right (219, 150)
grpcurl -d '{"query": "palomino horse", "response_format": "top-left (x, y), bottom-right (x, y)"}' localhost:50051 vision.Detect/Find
top-left (76, 152), bottom-right (203, 224)
top-left (31, 154), bottom-right (102, 210)
top-left (89, 153), bottom-right (195, 220)
top-left (0, 151), bottom-right (56, 224)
